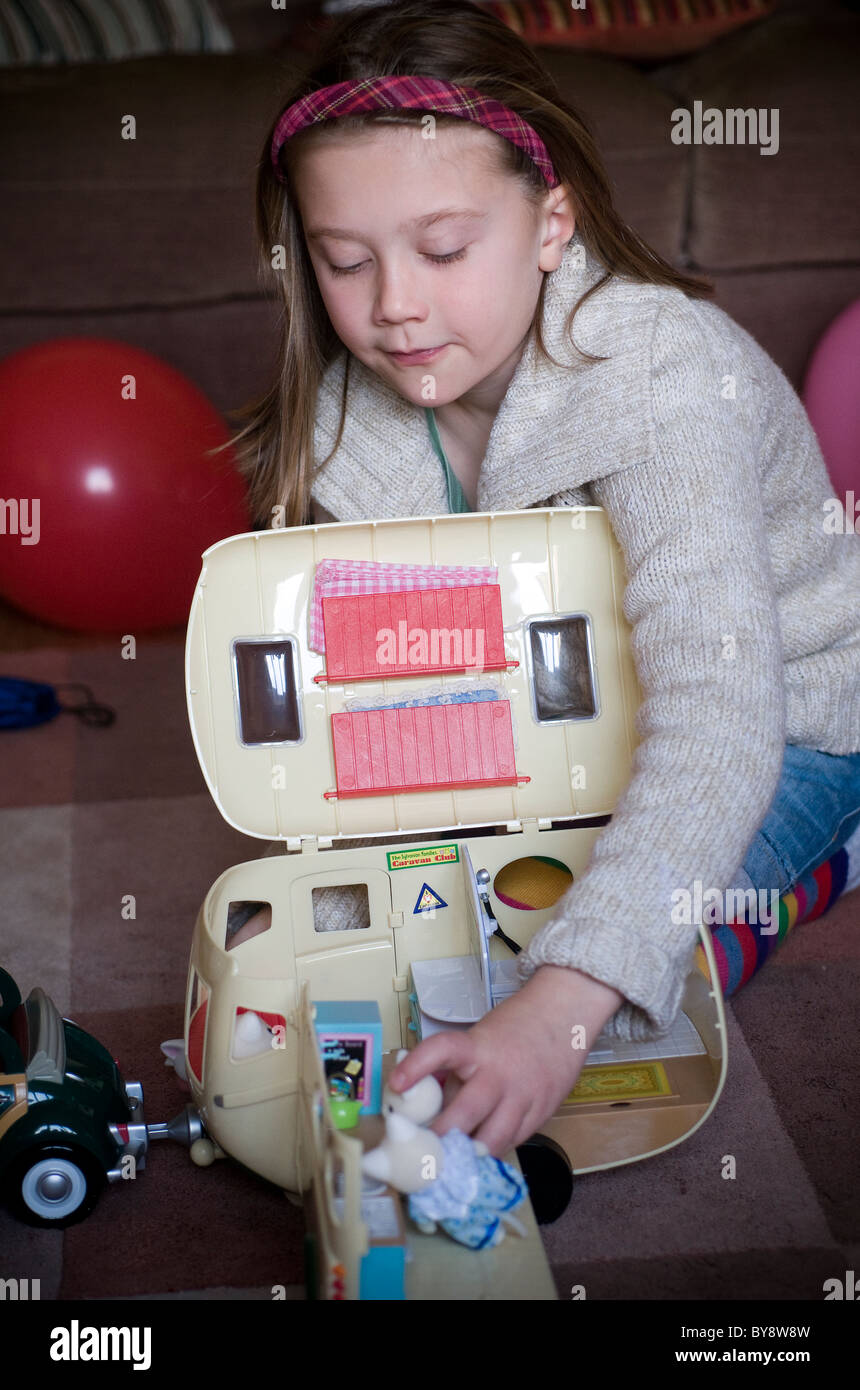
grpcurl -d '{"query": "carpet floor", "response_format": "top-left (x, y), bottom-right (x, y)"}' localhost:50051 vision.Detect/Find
top-left (1, 610), bottom-right (857, 1301)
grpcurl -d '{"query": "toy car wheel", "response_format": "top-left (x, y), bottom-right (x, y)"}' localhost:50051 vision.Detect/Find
top-left (6, 1145), bottom-right (105, 1228)
top-left (516, 1133), bottom-right (574, 1225)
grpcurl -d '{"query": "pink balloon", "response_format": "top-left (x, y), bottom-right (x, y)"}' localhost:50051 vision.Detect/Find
top-left (0, 338), bottom-right (250, 631)
top-left (802, 299), bottom-right (860, 500)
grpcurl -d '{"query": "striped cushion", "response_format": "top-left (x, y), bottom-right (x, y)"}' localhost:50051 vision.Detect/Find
top-left (0, 0), bottom-right (234, 64)
top-left (475, 0), bottom-right (778, 60)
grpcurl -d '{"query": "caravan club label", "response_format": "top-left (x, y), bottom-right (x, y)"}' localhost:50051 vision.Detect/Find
top-left (386, 843), bottom-right (460, 871)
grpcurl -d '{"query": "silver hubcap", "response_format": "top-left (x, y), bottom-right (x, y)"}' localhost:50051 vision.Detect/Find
top-left (37, 1169), bottom-right (75, 1203)
top-left (22, 1157), bottom-right (87, 1218)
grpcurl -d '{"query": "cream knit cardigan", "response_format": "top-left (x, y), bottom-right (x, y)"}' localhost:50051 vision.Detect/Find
top-left (307, 232), bottom-right (860, 1040)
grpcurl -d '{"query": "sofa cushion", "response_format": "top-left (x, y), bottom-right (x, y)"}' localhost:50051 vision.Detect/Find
top-left (0, 46), bottom-right (688, 315)
top-left (0, 295), bottom-right (281, 424)
top-left (491, 46), bottom-right (689, 263)
top-left (0, 53), bottom-right (307, 312)
top-left (710, 264), bottom-right (860, 387)
top-left (650, 7), bottom-right (860, 270)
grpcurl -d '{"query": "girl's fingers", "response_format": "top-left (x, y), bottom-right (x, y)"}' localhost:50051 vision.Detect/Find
top-left (511, 1096), bottom-right (549, 1151)
top-left (429, 1070), bottom-right (506, 1141)
top-left (387, 1029), bottom-right (478, 1092)
top-left (471, 1096), bottom-right (533, 1158)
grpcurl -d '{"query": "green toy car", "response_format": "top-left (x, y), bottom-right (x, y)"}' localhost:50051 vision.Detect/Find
top-left (0, 967), bottom-right (149, 1227)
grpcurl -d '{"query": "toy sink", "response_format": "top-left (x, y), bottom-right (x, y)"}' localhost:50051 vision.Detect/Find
top-left (181, 508), bottom-right (727, 1297)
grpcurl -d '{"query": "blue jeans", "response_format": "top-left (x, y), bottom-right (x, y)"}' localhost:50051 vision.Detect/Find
top-left (741, 744), bottom-right (860, 894)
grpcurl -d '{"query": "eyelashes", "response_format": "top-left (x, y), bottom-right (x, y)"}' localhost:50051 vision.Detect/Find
top-left (327, 248), bottom-right (468, 277)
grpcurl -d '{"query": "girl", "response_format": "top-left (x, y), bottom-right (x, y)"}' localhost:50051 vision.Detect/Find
top-left (222, 0), bottom-right (860, 1158)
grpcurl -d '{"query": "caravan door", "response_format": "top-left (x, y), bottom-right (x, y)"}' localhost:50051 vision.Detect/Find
top-left (289, 864), bottom-right (401, 1049)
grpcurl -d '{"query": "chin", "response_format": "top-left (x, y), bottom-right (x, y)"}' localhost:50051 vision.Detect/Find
top-left (392, 382), bottom-right (433, 407)
top-left (381, 369), bottom-right (439, 402)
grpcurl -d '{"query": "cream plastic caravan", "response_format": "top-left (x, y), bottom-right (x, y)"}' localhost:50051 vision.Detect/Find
top-left (180, 508), bottom-right (727, 1298)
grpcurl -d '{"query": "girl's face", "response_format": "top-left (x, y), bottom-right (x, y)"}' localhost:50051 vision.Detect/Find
top-left (291, 122), bottom-right (574, 413)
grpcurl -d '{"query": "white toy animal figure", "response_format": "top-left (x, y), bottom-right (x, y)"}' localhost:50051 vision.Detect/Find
top-left (381, 1049), bottom-right (444, 1125)
top-left (160, 1039), bottom-right (189, 1088)
top-left (361, 1109), bottom-right (445, 1196)
top-left (162, 1009), bottom-right (272, 1081)
top-left (230, 1010), bottom-right (273, 1060)
top-left (361, 1051), bottom-right (529, 1249)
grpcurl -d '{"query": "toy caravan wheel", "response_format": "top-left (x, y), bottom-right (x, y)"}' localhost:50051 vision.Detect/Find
top-left (515, 1134), bottom-right (573, 1225)
top-left (7, 1145), bottom-right (105, 1228)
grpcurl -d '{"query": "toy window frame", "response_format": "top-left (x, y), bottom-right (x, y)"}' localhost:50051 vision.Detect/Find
top-left (0, 1080), bottom-right (19, 1114)
top-left (231, 635), bottom-right (305, 748)
top-left (185, 967), bottom-right (210, 1085)
top-left (523, 611), bottom-right (600, 725)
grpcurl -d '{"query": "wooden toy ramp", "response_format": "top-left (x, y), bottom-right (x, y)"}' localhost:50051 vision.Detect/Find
top-left (185, 510), bottom-right (642, 843)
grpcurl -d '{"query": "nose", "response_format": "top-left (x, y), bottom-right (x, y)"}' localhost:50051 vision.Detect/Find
top-left (372, 256), bottom-right (429, 329)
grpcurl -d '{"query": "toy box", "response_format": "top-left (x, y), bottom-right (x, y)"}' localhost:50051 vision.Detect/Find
top-left (179, 508), bottom-right (727, 1298)
top-left (313, 999), bottom-right (383, 1121)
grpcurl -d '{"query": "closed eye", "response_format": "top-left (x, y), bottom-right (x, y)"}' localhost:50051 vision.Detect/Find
top-left (327, 248), bottom-right (468, 277)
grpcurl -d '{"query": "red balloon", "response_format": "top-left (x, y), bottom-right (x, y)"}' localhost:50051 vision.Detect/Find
top-left (0, 339), bottom-right (251, 630)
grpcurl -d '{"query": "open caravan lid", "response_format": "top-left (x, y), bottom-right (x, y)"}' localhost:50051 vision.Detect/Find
top-left (185, 509), bottom-right (642, 843)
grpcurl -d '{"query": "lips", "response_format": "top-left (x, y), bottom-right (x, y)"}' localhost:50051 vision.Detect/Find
top-left (387, 344), bottom-right (447, 365)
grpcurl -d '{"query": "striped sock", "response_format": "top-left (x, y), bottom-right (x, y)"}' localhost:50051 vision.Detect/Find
top-left (695, 846), bottom-right (850, 997)
top-left (842, 820), bottom-right (860, 894)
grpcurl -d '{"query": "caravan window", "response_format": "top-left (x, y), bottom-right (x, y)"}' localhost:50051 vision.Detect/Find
top-left (312, 884), bottom-right (370, 933)
top-left (225, 900), bottom-right (272, 951)
top-left (233, 638), bottom-right (302, 746)
top-left (526, 615), bottom-right (598, 722)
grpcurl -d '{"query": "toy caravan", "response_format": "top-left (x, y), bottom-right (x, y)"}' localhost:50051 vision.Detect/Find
top-left (181, 508), bottom-right (728, 1297)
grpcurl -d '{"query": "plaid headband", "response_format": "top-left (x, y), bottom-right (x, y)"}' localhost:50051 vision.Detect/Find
top-left (270, 75), bottom-right (559, 189)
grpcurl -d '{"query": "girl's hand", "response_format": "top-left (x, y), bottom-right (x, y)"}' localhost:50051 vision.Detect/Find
top-left (388, 966), bottom-right (625, 1157)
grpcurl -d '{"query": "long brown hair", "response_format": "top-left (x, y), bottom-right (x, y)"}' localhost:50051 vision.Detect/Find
top-left (217, 0), bottom-right (712, 529)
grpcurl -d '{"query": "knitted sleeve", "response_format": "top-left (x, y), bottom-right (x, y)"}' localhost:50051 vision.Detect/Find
top-left (517, 296), bottom-right (787, 1039)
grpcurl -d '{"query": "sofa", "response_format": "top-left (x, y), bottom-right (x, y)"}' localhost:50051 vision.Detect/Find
top-left (1, 0), bottom-right (857, 438)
